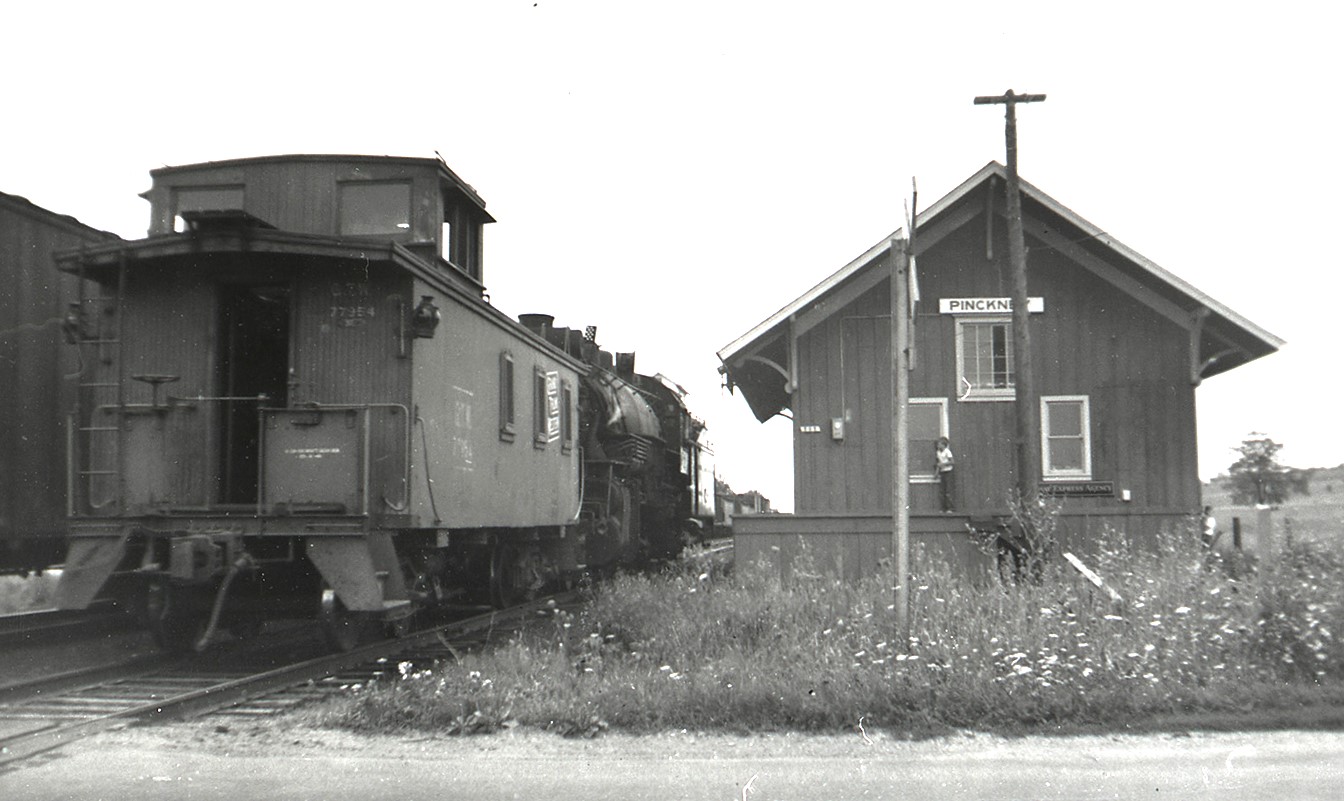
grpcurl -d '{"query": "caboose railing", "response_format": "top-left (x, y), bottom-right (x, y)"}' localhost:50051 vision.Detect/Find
top-left (70, 399), bottom-right (410, 518)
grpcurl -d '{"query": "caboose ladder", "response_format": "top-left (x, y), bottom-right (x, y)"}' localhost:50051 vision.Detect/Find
top-left (71, 252), bottom-right (127, 513)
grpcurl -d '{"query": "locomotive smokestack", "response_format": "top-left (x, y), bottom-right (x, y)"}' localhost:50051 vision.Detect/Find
top-left (616, 352), bottom-right (636, 378)
top-left (518, 313), bottom-right (554, 339)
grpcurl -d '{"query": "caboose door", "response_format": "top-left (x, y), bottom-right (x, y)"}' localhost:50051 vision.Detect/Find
top-left (217, 284), bottom-right (291, 505)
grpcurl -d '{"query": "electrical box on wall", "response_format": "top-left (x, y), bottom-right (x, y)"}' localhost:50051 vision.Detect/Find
top-left (830, 417), bottom-right (845, 441)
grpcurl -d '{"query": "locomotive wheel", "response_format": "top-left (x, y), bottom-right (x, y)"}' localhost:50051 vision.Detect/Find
top-left (319, 587), bottom-right (375, 652)
top-left (488, 541), bottom-right (544, 609)
top-left (146, 581), bottom-right (209, 654)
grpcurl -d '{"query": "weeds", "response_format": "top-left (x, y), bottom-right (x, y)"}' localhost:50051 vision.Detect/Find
top-left (308, 524), bottom-right (1344, 738)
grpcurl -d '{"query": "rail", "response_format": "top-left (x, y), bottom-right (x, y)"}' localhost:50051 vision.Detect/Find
top-left (0, 592), bottom-right (580, 769)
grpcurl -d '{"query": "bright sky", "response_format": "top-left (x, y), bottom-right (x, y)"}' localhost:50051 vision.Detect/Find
top-left (6, 2), bottom-right (1340, 511)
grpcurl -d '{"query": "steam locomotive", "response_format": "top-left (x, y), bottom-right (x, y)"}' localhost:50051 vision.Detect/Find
top-left (45, 154), bottom-right (714, 651)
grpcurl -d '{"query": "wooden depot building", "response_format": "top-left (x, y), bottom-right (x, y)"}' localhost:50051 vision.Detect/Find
top-left (718, 162), bottom-right (1282, 578)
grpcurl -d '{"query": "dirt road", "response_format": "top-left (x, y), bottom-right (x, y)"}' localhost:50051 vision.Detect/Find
top-left (3, 722), bottom-right (1340, 800)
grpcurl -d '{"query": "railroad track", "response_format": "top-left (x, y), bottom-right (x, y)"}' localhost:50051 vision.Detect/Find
top-left (0, 594), bottom-right (579, 769)
top-left (0, 603), bottom-right (134, 649)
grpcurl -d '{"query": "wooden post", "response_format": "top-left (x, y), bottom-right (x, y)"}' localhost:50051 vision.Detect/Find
top-left (975, 90), bottom-right (1045, 502)
top-left (891, 236), bottom-right (911, 643)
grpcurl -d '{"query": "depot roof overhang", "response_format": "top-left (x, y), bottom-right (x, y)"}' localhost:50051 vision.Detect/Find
top-left (718, 161), bottom-right (1285, 423)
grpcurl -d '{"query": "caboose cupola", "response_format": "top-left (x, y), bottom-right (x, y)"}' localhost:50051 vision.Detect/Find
top-left (140, 154), bottom-right (494, 293)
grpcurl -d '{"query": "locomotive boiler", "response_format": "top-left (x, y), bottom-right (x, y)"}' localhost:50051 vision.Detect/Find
top-left (52, 154), bottom-right (713, 651)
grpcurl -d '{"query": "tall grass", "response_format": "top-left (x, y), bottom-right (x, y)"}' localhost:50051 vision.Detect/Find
top-left (308, 526), bottom-right (1344, 737)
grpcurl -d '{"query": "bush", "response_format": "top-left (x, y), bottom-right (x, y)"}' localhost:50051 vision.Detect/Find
top-left (309, 529), bottom-right (1344, 737)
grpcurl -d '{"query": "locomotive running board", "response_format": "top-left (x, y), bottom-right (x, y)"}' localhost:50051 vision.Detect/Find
top-left (54, 525), bottom-right (132, 610)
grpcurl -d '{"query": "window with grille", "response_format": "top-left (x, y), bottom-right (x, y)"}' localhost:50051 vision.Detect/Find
top-left (956, 318), bottom-right (1015, 401)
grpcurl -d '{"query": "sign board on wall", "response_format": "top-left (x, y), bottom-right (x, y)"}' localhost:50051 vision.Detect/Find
top-left (939, 297), bottom-right (1045, 314)
top-left (1041, 481), bottom-right (1115, 498)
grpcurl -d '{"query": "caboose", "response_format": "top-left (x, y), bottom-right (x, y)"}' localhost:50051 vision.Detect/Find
top-left (53, 154), bottom-right (712, 650)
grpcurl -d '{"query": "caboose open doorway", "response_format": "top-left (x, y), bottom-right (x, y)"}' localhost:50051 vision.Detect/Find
top-left (217, 285), bottom-right (291, 505)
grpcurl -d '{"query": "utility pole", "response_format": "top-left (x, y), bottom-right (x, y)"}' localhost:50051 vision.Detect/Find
top-left (974, 89), bottom-right (1045, 502)
top-left (891, 182), bottom-right (918, 644)
top-left (890, 235), bottom-right (911, 643)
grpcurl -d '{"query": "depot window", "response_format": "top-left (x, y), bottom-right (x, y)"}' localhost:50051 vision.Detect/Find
top-left (956, 317), bottom-right (1014, 401)
top-left (1041, 395), bottom-right (1092, 479)
top-left (339, 181), bottom-right (412, 236)
top-left (908, 398), bottom-right (949, 483)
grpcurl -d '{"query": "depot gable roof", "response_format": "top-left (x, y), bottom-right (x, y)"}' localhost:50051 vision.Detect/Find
top-left (718, 162), bottom-right (1284, 422)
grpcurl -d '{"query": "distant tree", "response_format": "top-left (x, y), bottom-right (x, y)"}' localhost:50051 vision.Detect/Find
top-left (1227, 434), bottom-right (1313, 506)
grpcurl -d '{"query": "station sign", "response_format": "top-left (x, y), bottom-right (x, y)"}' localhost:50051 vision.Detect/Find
top-left (1041, 481), bottom-right (1114, 498)
top-left (939, 297), bottom-right (1044, 314)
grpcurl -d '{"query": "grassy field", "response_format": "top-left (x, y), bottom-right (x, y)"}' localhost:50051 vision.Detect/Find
top-left (305, 516), bottom-right (1344, 738)
top-left (1203, 464), bottom-right (1344, 553)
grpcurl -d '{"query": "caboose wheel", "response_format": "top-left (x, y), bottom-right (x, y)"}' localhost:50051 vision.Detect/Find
top-left (146, 581), bottom-right (209, 654)
top-left (319, 587), bottom-right (375, 652)
top-left (488, 541), bottom-right (544, 609)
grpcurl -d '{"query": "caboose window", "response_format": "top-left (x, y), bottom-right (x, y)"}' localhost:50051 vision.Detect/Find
top-left (534, 369), bottom-right (548, 448)
top-left (561, 380), bottom-right (574, 454)
top-left (499, 352), bottom-right (516, 442)
top-left (339, 182), bottom-right (412, 236)
top-left (1041, 395), bottom-right (1092, 479)
top-left (956, 318), bottom-right (1015, 401)
top-left (174, 185), bottom-right (244, 232)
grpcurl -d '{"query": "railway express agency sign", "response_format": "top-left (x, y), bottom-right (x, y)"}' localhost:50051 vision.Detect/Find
top-left (939, 297), bottom-right (1045, 314)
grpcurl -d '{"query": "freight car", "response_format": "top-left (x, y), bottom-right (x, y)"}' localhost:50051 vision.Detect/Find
top-left (51, 154), bottom-right (713, 651)
top-left (0, 191), bottom-right (119, 574)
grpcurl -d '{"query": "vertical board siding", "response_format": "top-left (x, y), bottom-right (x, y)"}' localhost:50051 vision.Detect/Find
top-left (792, 208), bottom-right (1201, 538)
top-left (292, 263), bottom-right (411, 516)
top-left (0, 201), bottom-right (113, 555)
top-left (409, 284), bottom-right (580, 529)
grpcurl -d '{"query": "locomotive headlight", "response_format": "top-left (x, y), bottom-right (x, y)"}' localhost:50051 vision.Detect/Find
top-left (411, 295), bottom-right (441, 339)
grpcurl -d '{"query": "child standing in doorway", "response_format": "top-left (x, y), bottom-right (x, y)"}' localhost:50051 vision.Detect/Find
top-left (935, 436), bottom-right (956, 512)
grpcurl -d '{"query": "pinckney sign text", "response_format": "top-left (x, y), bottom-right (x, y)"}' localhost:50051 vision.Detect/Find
top-left (939, 297), bottom-right (1045, 314)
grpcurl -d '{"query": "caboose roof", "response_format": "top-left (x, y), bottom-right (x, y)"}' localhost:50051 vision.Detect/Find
top-left (52, 227), bottom-right (588, 372)
top-left (145, 153), bottom-right (493, 221)
top-left (718, 161), bottom-right (1284, 422)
